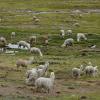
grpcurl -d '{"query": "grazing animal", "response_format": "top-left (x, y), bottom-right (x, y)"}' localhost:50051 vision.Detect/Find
top-left (85, 62), bottom-right (98, 77)
top-left (30, 47), bottom-right (43, 57)
top-left (33, 16), bottom-right (40, 23)
top-left (77, 33), bottom-right (87, 42)
top-left (0, 37), bottom-right (7, 52)
top-left (26, 62), bottom-right (49, 85)
top-left (37, 61), bottom-right (49, 76)
top-left (37, 61), bottom-right (49, 69)
top-left (66, 30), bottom-right (72, 35)
top-left (60, 29), bottom-right (65, 38)
top-left (17, 41), bottom-right (30, 50)
top-left (72, 65), bottom-right (83, 79)
top-left (16, 57), bottom-right (34, 69)
top-left (34, 18), bottom-right (40, 23)
top-left (74, 22), bottom-right (80, 27)
top-left (29, 36), bottom-right (37, 46)
top-left (61, 38), bottom-right (74, 47)
top-left (35, 72), bottom-right (55, 93)
top-left (26, 68), bottom-right (39, 85)
top-left (33, 16), bottom-right (37, 20)
top-left (0, 37), bottom-right (7, 44)
top-left (11, 32), bottom-right (16, 39)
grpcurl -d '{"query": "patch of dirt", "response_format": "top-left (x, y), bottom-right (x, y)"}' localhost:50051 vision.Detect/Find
top-left (0, 78), bottom-right (100, 98)
top-left (0, 65), bottom-right (100, 98)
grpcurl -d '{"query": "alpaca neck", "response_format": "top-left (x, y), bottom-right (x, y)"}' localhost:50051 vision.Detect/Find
top-left (44, 64), bottom-right (48, 72)
top-left (50, 76), bottom-right (55, 84)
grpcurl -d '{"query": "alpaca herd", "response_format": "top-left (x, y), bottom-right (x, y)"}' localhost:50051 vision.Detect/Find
top-left (0, 13), bottom-right (99, 94)
top-left (0, 28), bottom-right (99, 93)
top-left (25, 61), bottom-right (55, 93)
top-left (72, 62), bottom-right (98, 79)
top-left (60, 30), bottom-right (87, 47)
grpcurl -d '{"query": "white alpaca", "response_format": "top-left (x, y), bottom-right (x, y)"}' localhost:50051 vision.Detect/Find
top-left (74, 10), bottom-right (81, 14)
top-left (17, 40), bottom-right (30, 50)
top-left (77, 33), bottom-right (87, 42)
top-left (37, 68), bottom-right (47, 78)
top-left (37, 61), bottom-right (49, 76)
top-left (37, 61), bottom-right (49, 69)
top-left (11, 32), bottom-right (16, 39)
top-left (16, 57), bottom-right (34, 68)
top-left (74, 22), bottom-right (80, 27)
top-left (26, 62), bottom-right (49, 85)
top-left (35, 72), bottom-right (55, 93)
top-left (26, 68), bottom-right (39, 85)
top-left (72, 65), bottom-right (83, 79)
top-left (33, 16), bottom-right (37, 20)
top-left (60, 29), bottom-right (65, 38)
top-left (0, 37), bottom-right (7, 43)
top-left (66, 30), bottom-right (72, 35)
top-left (85, 62), bottom-right (98, 77)
top-left (30, 47), bottom-right (43, 57)
top-left (61, 38), bottom-right (74, 47)
top-left (34, 18), bottom-right (40, 23)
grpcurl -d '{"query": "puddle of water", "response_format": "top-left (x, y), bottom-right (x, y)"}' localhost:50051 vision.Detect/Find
top-left (7, 43), bottom-right (28, 50)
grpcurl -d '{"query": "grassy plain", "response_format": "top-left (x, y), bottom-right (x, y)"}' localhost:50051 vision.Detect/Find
top-left (0, 0), bottom-right (100, 100)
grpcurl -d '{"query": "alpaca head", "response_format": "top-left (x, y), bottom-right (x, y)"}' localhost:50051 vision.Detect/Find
top-left (50, 72), bottom-right (55, 80)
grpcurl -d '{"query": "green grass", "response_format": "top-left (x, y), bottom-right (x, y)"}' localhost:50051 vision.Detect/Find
top-left (0, 0), bottom-right (100, 100)
top-left (0, 0), bottom-right (100, 11)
